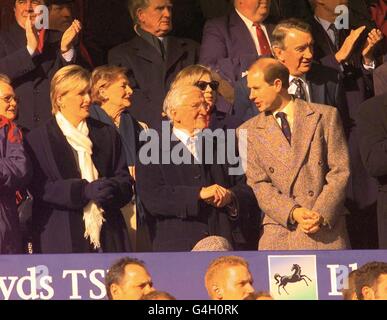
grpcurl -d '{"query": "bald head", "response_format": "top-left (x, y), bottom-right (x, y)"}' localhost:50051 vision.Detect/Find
top-left (249, 57), bottom-right (290, 88)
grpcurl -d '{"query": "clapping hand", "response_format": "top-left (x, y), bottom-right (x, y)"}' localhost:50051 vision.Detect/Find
top-left (61, 19), bottom-right (82, 53)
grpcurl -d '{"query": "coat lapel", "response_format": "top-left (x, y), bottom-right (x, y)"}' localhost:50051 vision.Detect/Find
top-left (165, 36), bottom-right (187, 71)
top-left (290, 99), bottom-right (320, 183)
top-left (229, 10), bottom-right (257, 56)
top-left (132, 36), bottom-right (163, 63)
top-left (254, 112), bottom-right (292, 169)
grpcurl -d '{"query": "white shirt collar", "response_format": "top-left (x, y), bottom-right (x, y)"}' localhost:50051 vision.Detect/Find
top-left (235, 8), bottom-right (262, 28)
top-left (273, 98), bottom-right (294, 119)
top-left (314, 15), bottom-right (332, 32)
top-left (289, 74), bottom-right (307, 85)
top-left (172, 127), bottom-right (200, 145)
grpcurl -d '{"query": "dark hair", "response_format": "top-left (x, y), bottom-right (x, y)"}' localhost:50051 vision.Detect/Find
top-left (251, 57), bottom-right (290, 89)
top-left (142, 291), bottom-right (176, 300)
top-left (342, 270), bottom-right (359, 300)
top-left (105, 257), bottom-right (147, 300)
top-left (355, 261), bottom-right (387, 300)
top-left (272, 18), bottom-right (312, 50)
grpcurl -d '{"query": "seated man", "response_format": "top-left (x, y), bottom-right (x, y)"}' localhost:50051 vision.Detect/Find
top-left (105, 257), bottom-right (155, 300)
top-left (205, 255), bottom-right (255, 300)
top-left (136, 85), bottom-right (259, 251)
top-left (108, 0), bottom-right (199, 130)
top-left (355, 261), bottom-right (387, 300)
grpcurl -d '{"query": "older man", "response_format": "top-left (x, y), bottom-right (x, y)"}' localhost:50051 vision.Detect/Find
top-left (0, 0), bottom-right (82, 130)
top-left (105, 257), bottom-right (155, 300)
top-left (233, 18), bottom-right (347, 128)
top-left (135, 85), bottom-right (259, 251)
top-left (108, 0), bottom-right (199, 130)
top-left (238, 57), bottom-right (350, 250)
top-left (205, 255), bottom-right (255, 300)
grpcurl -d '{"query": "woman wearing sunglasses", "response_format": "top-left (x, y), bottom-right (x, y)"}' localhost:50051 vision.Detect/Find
top-left (170, 65), bottom-right (230, 129)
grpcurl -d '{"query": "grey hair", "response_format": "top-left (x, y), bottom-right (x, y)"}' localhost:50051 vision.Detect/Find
top-left (163, 85), bottom-right (203, 119)
top-left (129, 0), bottom-right (151, 25)
top-left (271, 18), bottom-right (312, 50)
top-left (0, 73), bottom-right (11, 85)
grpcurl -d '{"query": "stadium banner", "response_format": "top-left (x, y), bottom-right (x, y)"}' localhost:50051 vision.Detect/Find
top-left (0, 250), bottom-right (386, 300)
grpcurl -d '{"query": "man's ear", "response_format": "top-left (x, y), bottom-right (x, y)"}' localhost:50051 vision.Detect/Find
top-left (272, 47), bottom-right (285, 63)
top-left (110, 283), bottom-right (121, 300)
top-left (137, 8), bottom-right (145, 24)
top-left (273, 78), bottom-right (283, 92)
top-left (212, 285), bottom-right (223, 300)
top-left (361, 286), bottom-right (375, 300)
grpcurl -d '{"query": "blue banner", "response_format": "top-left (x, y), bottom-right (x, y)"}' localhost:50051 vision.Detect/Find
top-left (0, 250), bottom-right (386, 300)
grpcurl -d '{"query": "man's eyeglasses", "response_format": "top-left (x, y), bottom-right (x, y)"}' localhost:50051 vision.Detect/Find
top-left (194, 80), bottom-right (219, 91)
top-left (0, 95), bottom-right (19, 104)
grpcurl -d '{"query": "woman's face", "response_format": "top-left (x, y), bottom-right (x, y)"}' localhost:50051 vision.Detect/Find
top-left (59, 84), bottom-right (91, 124)
top-left (196, 73), bottom-right (216, 109)
top-left (0, 82), bottom-right (18, 121)
top-left (103, 76), bottom-right (133, 109)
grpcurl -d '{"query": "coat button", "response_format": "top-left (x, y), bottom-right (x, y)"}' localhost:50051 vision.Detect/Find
top-left (318, 160), bottom-right (323, 166)
top-left (194, 174), bottom-right (201, 179)
top-left (269, 167), bottom-right (274, 173)
top-left (33, 116), bottom-right (40, 122)
top-left (308, 191), bottom-right (314, 197)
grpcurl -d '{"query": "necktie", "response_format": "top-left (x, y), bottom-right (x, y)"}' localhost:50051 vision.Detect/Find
top-left (187, 135), bottom-right (199, 160)
top-left (253, 23), bottom-right (271, 56)
top-left (292, 78), bottom-right (307, 101)
top-left (328, 23), bottom-right (340, 51)
top-left (37, 28), bottom-right (46, 54)
top-left (158, 38), bottom-right (166, 60)
top-left (276, 112), bottom-right (291, 144)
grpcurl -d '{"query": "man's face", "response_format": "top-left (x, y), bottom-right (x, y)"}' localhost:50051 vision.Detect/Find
top-left (216, 265), bottom-right (255, 300)
top-left (137, 0), bottom-right (172, 37)
top-left (172, 90), bottom-right (210, 133)
top-left (363, 274), bottom-right (387, 300)
top-left (235, 0), bottom-right (271, 24)
top-left (111, 264), bottom-right (155, 300)
top-left (0, 82), bottom-right (18, 121)
top-left (274, 29), bottom-right (313, 77)
top-left (49, 3), bottom-right (73, 32)
top-left (14, 0), bottom-right (45, 28)
top-left (247, 67), bottom-right (281, 113)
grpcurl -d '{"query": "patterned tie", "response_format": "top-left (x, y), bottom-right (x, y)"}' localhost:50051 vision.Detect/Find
top-left (253, 23), bottom-right (271, 56)
top-left (158, 38), bottom-right (166, 60)
top-left (292, 78), bottom-right (307, 101)
top-left (276, 112), bottom-right (291, 145)
top-left (328, 23), bottom-right (340, 51)
top-left (37, 28), bottom-right (46, 54)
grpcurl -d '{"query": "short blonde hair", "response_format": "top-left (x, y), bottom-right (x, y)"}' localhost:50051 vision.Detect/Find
top-left (171, 64), bottom-right (213, 89)
top-left (50, 65), bottom-right (91, 114)
top-left (204, 256), bottom-right (250, 299)
top-left (163, 85), bottom-right (203, 120)
top-left (91, 65), bottom-right (128, 105)
top-left (0, 73), bottom-right (11, 85)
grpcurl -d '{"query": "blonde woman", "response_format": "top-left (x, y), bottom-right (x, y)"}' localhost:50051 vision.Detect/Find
top-left (25, 65), bottom-right (133, 253)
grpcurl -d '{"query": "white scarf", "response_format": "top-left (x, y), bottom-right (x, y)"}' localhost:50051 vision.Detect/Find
top-left (55, 112), bottom-right (105, 249)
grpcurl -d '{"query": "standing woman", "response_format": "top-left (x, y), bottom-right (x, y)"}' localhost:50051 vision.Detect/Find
top-left (25, 65), bottom-right (133, 253)
top-left (0, 74), bottom-right (31, 253)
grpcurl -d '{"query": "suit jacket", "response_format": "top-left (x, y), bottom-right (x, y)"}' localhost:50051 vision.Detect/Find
top-left (199, 9), bottom-right (274, 85)
top-left (238, 99), bottom-right (350, 250)
top-left (232, 63), bottom-right (348, 129)
top-left (356, 93), bottom-right (387, 248)
top-left (308, 17), bottom-right (378, 209)
top-left (108, 35), bottom-right (199, 129)
top-left (0, 23), bottom-right (78, 130)
top-left (25, 117), bottom-right (133, 253)
top-left (135, 129), bottom-right (259, 252)
top-left (373, 62), bottom-right (387, 96)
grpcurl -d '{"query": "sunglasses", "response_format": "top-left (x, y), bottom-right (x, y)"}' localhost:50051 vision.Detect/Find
top-left (0, 95), bottom-right (19, 104)
top-left (195, 80), bottom-right (219, 91)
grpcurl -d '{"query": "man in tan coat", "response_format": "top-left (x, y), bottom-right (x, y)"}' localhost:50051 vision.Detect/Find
top-left (238, 57), bottom-right (350, 250)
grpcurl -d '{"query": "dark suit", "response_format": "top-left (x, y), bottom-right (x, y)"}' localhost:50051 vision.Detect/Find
top-left (232, 63), bottom-right (347, 129)
top-left (356, 93), bottom-right (387, 248)
top-left (0, 23), bottom-right (77, 130)
top-left (25, 117), bottom-right (133, 253)
top-left (135, 129), bottom-right (259, 252)
top-left (373, 62), bottom-right (387, 96)
top-left (199, 9), bottom-right (274, 85)
top-left (308, 17), bottom-right (379, 248)
top-left (108, 35), bottom-right (199, 129)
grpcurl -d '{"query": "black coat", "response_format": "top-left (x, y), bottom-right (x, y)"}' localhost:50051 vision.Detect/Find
top-left (0, 23), bottom-right (78, 130)
top-left (108, 35), bottom-right (199, 129)
top-left (356, 93), bottom-right (387, 248)
top-left (135, 130), bottom-right (259, 251)
top-left (25, 117), bottom-right (133, 253)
